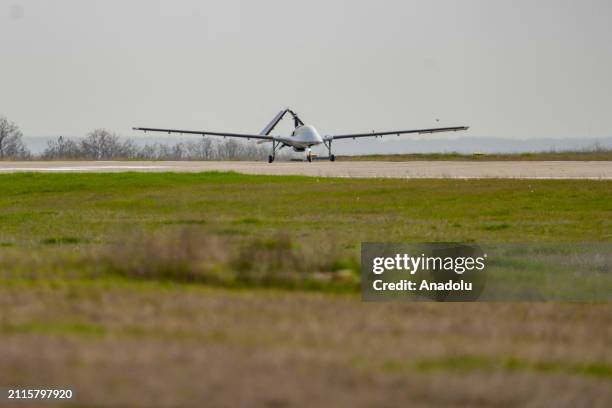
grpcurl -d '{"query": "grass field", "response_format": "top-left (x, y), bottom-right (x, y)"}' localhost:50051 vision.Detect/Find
top-left (0, 172), bottom-right (611, 406)
top-left (339, 149), bottom-right (612, 161)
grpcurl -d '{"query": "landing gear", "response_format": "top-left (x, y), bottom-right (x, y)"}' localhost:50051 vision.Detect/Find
top-left (268, 140), bottom-right (282, 164)
top-left (324, 140), bottom-right (335, 162)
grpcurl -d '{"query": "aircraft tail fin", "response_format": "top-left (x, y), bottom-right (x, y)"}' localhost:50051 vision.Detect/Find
top-left (259, 108), bottom-right (306, 136)
top-left (260, 109), bottom-right (288, 136)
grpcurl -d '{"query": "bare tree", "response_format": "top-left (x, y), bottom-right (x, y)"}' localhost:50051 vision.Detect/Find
top-left (217, 139), bottom-right (242, 160)
top-left (185, 138), bottom-right (214, 160)
top-left (80, 129), bottom-right (136, 159)
top-left (156, 143), bottom-right (180, 160)
top-left (241, 142), bottom-right (268, 160)
top-left (0, 116), bottom-right (30, 159)
top-left (136, 144), bottom-right (159, 160)
top-left (42, 136), bottom-right (81, 159)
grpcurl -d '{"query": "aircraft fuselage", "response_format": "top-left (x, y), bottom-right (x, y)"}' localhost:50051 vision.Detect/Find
top-left (288, 125), bottom-right (324, 150)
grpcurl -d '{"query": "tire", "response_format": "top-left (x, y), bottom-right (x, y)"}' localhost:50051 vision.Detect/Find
top-left (268, 155), bottom-right (274, 163)
top-left (307, 154), bottom-right (312, 163)
top-left (330, 154), bottom-right (336, 162)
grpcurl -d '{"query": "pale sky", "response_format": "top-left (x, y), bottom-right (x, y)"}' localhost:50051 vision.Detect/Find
top-left (1, 0), bottom-right (611, 153)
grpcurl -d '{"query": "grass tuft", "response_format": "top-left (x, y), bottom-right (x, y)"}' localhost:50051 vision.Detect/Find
top-left (413, 355), bottom-right (612, 379)
top-left (481, 223), bottom-right (511, 231)
top-left (1, 322), bottom-right (106, 337)
top-left (162, 219), bottom-right (207, 225)
top-left (235, 217), bottom-right (262, 225)
top-left (97, 229), bottom-right (359, 291)
top-left (41, 237), bottom-right (90, 245)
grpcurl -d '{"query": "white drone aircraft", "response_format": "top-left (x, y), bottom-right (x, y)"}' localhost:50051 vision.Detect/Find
top-left (134, 109), bottom-right (469, 163)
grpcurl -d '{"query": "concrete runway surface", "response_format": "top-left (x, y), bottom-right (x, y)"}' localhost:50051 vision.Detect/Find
top-left (0, 161), bottom-right (611, 179)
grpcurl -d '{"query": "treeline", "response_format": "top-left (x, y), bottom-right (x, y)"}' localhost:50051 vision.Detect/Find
top-left (0, 116), bottom-right (276, 160)
top-left (41, 130), bottom-right (272, 161)
top-left (0, 116), bottom-right (30, 159)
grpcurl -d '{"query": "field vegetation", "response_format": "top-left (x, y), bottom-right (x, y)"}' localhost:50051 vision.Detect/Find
top-left (0, 172), bottom-right (610, 406)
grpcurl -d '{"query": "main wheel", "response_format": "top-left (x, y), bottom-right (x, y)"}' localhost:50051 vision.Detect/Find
top-left (330, 154), bottom-right (336, 162)
top-left (268, 155), bottom-right (274, 163)
top-left (307, 153), bottom-right (312, 163)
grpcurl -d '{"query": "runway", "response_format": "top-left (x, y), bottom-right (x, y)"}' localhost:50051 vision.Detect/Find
top-left (0, 161), bottom-right (611, 179)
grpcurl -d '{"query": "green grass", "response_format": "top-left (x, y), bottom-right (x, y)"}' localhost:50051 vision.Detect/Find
top-left (0, 172), bottom-right (608, 296)
top-left (0, 172), bottom-right (609, 247)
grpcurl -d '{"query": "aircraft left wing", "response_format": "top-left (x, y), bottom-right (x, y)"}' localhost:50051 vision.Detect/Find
top-left (327, 126), bottom-right (469, 140)
top-left (132, 127), bottom-right (273, 141)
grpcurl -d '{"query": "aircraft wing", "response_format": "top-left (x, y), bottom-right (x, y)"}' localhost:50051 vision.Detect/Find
top-left (327, 126), bottom-right (469, 140)
top-left (132, 127), bottom-right (273, 141)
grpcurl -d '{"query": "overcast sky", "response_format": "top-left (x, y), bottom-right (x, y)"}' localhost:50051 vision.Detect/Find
top-left (1, 0), bottom-right (611, 152)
